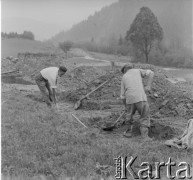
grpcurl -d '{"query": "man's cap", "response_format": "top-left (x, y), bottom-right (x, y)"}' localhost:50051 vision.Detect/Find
top-left (59, 66), bottom-right (67, 72)
top-left (121, 63), bottom-right (133, 73)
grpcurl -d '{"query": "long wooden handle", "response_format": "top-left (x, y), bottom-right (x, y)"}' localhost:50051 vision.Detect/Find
top-left (80, 79), bottom-right (110, 101)
top-left (56, 103), bottom-right (59, 113)
top-left (72, 114), bottom-right (87, 128)
top-left (2, 69), bottom-right (19, 74)
top-left (113, 111), bottom-right (126, 126)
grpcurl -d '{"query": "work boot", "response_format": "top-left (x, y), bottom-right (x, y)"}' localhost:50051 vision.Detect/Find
top-left (140, 126), bottom-right (152, 141)
top-left (123, 125), bottom-right (133, 138)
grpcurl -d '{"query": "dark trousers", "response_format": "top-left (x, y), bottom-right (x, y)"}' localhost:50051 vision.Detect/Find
top-left (35, 73), bottom-right (53, 105)
top-left (125, 101), bottom-right (150, 128)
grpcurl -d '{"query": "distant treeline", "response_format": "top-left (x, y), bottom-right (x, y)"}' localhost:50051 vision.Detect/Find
top-left (74, 39), bottom-right (193, 69)
top-left (73, 5), bottom-right (193, 69)
top-left (1, 31), bottom-right (35, 40)
top-left (75, 35), bottom-right (129, 56)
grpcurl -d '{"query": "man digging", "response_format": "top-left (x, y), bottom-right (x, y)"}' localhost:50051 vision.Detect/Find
top-left (120, 63), bottom-right (154, 141)
top-left (35, 66), bottom-right (67, 107)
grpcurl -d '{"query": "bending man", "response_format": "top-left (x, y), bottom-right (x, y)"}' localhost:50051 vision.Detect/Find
top-left (120, 63), bottom-right (154, 140)
top-left (35, 66), bottom-right (67, 107)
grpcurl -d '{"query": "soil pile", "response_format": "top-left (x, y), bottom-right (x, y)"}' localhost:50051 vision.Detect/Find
top-left (1, 58), bottom-right (18, 72)
top-left (64, 64), bottom-right (193, 119)
top-left (2, 52), bottom-right (108, 87)
top-left (17, 53), bottom-right (64, 78)
top-left (60, 66), bottom-right (108, 91)
top-left (2, 53), bottom-right (63, 78)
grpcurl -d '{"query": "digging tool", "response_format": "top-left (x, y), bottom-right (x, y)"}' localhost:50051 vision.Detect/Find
top-left (54, 94), bottom-right (60, 113)
top-left (1, 69), bottom-right (19, 74)
top-left (102, 111), bottom-right (126, 131)
top-left (74, 78), bottom-right (112, 110)
top-left (72, 114), bottom-right (88, 128)
top-left (56, 103), bottom-right (60, 113)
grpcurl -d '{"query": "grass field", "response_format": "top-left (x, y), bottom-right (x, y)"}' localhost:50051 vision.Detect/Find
top-left (2, 90), bottom-right (193, 179)
top-left (1, 38), bottom-right (59, 58)
top-left (2, 81), bottom-right (193, 179)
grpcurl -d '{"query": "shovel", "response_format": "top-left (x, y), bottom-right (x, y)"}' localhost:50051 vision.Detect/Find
top-left (74, 79), bottom-right (111, 110)
top-left (102, 111), bottom-right (126, 131)
top-left (56, 103), bottom-right (60, 113)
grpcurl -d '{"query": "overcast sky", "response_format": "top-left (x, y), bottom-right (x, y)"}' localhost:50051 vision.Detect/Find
top-left (2, 0), bottom-right (118, 40)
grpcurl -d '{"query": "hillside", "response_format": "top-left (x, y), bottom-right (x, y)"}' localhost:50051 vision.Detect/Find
top-left (50, 0), bottom-right (192, 50)
top-left (1, 38), bottom-right (59, 58)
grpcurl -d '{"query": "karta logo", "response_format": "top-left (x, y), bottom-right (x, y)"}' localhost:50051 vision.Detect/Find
top-left (114, 156), bottom-right (192, 179)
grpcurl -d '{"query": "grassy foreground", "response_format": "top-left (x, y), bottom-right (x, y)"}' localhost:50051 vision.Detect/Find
top-left (2, 88), bottom-right (193, 179)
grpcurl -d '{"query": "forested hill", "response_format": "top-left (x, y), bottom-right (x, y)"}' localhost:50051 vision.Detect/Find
top-left (50, 0), bottom-right (192, 49)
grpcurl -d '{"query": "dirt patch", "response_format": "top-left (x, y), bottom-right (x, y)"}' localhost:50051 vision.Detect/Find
top-left (148, 120), bottom-right (178, 140)
top-left (2, 53), bottom-right (65, 80)
top-left (87, 114), bottom-right (179, 140)
top-left (63, 64), bottom-right (193, 119)
top-left (60, 65), bottom-right (109, 92)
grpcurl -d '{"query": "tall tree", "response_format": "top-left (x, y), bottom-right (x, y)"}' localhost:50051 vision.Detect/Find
top-left (125, 7), bottom-right (163, 63)
top-left (22, 31), bottom-right (35, 40)
top-left (59, 41), bottom-right (73, 59)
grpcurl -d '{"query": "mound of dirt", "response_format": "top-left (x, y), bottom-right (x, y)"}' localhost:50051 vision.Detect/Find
top-left (17, 53), bottom-right (64, 78)
top-left (60, 66), bottom-right (108, 92)
top-left (1, 53), bottom-right (63, 78)
top-left (1, 52), bottom-right (109, 88)
top-left (1, 58), bottom-right (18, 72)
top-left (63, 64), bottom-right (193, 119)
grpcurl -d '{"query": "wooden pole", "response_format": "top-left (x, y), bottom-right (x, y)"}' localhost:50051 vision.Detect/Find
top-left (71, 114), bottom-right (87, 128)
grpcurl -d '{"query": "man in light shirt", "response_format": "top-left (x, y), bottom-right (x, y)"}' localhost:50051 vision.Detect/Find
top-left (120, 63), bottom-right (154, 140)
top-left (35, 66), bottom-right (67, 107)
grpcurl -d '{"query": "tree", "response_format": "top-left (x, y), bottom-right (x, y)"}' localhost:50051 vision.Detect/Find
top-left (125, 7), bottom-right (163, 63)
top-left (22, 31), bottom-right (35, 40)
top-left (59, 41), bottom-right (73, 59)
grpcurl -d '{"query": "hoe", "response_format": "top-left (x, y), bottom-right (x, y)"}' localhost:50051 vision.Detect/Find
top-left (74, 78), bottom-right (112, 110)
top-left (102, 111), bottom-right (126, 131)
